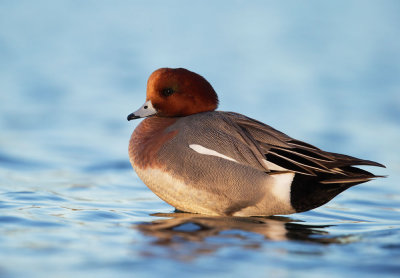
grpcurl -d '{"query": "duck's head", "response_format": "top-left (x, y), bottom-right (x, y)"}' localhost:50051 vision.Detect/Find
top-left (127, 68), bottom-right (219, 120)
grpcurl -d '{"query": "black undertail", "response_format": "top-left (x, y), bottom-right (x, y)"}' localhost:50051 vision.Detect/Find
top-left (290, 166), bottom-right (378, 213)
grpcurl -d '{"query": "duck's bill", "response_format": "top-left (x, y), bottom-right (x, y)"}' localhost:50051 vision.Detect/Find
top-left (127, 100), bottom-right (157, 121)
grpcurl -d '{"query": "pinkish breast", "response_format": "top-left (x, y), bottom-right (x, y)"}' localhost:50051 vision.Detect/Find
top-left (129, 117), bottom-right (178, 169)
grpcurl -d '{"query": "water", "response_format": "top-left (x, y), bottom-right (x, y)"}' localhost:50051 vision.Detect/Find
top-left (1, 1), bottom-right (400, 277)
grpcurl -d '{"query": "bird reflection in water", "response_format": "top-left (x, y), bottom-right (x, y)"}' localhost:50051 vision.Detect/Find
top-left (136, 213), bottom-right (357, 260)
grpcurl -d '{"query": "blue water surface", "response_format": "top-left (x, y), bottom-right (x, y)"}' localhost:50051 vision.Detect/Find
top-left (0, 1), bottom-right (399, 277)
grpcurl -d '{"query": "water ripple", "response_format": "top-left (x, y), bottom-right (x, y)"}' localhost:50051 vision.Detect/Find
top-left (0, 215), bottom-right (64, 227)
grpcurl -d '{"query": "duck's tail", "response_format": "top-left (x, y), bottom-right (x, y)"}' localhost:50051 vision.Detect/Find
top-left (289, 153), bottom-right (385, 213)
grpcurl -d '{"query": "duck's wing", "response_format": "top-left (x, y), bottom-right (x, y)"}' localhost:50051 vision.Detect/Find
top-left (223, 112), bottom-right (385, 181)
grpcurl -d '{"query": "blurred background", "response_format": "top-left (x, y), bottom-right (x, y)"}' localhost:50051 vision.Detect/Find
top-left (0, 1), bottom-right (399, 277)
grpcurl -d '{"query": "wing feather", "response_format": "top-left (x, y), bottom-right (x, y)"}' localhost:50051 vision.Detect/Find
top-left (223, 112), bottom-right (384, 180)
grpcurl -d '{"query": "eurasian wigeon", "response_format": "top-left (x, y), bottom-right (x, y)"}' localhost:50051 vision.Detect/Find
top-left (127, 68), bottom-right (385, 216)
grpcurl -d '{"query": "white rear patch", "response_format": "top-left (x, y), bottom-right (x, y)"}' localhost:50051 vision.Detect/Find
top-left (270, 173), bottom-right (294, 205)
top-left (189, 144), bottom-right (237, 162)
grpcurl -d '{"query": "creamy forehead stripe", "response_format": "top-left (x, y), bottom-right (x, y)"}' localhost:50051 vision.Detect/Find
top-left (189, 144), bottom-right (237, 162)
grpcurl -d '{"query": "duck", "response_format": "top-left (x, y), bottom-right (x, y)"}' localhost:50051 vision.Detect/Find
top-left (127, 67), bottom-right (385, 216)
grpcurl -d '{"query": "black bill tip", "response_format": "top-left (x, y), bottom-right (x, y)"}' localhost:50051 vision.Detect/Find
top-left (127, 113), bottom-right (140, 121)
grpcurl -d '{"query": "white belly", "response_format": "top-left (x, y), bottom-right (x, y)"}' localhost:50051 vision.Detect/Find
top-left (133, 166), bottom-right (223, 215)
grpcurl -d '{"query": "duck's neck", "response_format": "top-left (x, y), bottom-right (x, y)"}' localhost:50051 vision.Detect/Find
top-left (129, 117), bottom-right (178, 169)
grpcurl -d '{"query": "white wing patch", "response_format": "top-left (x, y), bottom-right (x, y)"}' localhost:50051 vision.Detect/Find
top-left (189, 144), bottom-right (238, 162)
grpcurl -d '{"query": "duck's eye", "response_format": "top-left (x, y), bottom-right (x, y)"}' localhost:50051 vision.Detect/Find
top-left (161, 88), bottom-right (174, 97)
